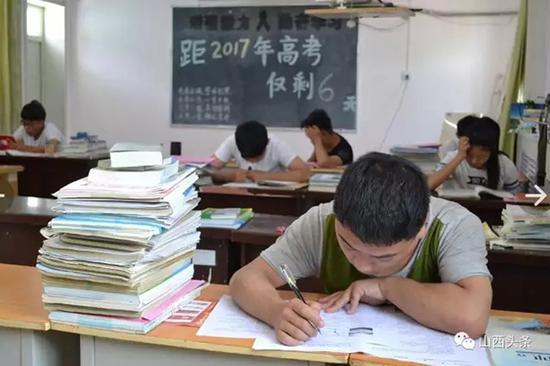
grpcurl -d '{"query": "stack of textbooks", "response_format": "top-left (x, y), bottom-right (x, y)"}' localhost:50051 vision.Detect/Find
top-left (308, 173), bottom-right (342, 193)
top-left (36, 144), bottom-right (206, 334)
top-left (62, 134), bottom-right (109, 158)
top-left (491, 204), bottom-right (550, 251)
top-left (390, 144), bottom-right (440, 174)
top-left (200, 208), bottom-right (253, 229)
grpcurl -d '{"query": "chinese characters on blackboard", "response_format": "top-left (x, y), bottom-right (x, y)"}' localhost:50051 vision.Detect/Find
top-left (172, 7), bottom-right (357, 129)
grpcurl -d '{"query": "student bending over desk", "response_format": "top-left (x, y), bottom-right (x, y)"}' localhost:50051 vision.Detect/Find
top-left (9, 100), bottom-right (65, 153)
top-left (211, 120), bottom-right (310, 183)
top-left (428, 116), bottom-right (524, 193)
top-left (230, 152), bottom-right (492, 345)
top-left (301, 109), bottom-right (353, 168)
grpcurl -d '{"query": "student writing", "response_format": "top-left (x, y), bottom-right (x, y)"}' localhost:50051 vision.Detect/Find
top-left (211, 120), bottom-right (310, 183)
top-left (429, 116), bottom-right (523, 193)
top-left (230, 153), bottom-right (492, 346)
top-left (302, 109), bottom-right (353, 168)
top-left (10, 100), bottom-right (65, 153)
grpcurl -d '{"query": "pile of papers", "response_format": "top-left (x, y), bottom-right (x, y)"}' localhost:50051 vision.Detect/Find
top-left (61, 135), bottom-right (109, 158)
top-left (493, 204), bottom-right (550, 251)
top-left (200, 208), bottom-right (253, 229)
top-left (198, 296), bottom-right (491, 366)
top-left (308, 173), bottom-right (342, 193)
top-left (390, 145), bottom-right (440, 175)
top-left (36, 152), bottom-right (206, 333)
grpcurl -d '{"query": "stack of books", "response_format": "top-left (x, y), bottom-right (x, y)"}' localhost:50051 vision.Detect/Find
top-left (62, 135), bottom-right (109, 158)
top-left (390, 145), bottom-right (440, 174)
top-left (308, 173), bottom-right (342, 193)
top-left (200, 208), bottom-right (253, 229)
top-left (491, 204), bottom-right (550, 251)
top-left (36, 144), bottom-right (206, 333)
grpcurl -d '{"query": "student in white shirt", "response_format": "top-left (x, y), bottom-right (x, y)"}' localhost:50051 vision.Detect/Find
top-left (429, 116), bottom-right (523, 193)
top-left (10, 100), bottom-right (65, 153)
top-left (211, 120), bottom-right (310, 183)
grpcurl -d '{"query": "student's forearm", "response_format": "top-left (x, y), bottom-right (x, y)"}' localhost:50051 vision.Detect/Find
top-left (251, 170), bottom-right (310, 183)
top-left (18, 145), bottom-right (45, 153)
top-left (380, 277), bottom-right (489, 338)
top-left (313, 141), bottom-right (331, 167)
top-left (229, 269), bottom-right (286, 327)
top-left (427, 155), bottom-right (464, 190)
top-left (210, 169), bottom-right (240, 183)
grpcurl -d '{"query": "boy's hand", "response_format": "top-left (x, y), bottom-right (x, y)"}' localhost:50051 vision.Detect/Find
top-left (272, 299), bottom-right (324, 346)
top-left (319, 279), bottom-right (386, 314)
top-left (234, 169), bottom-right (249, 182)
top-left (457, 137), bottom-right (470, 159)
top-left (7, 141), bottom-right (23, 150)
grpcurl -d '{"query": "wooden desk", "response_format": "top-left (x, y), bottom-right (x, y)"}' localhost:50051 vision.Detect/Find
top-left (0, 196), bottom-right (57, 266)
top-left (0, 264), bottom-right (79, 366)
top-left (196, 227), bottom-right (239, 285)
top-left (52, 284), bottom-right (348, 366)
top-left (199, 186), bottom-right (304, 216)
top-left (0, 155), bottom-right (104, 198)
top-left (488, 248), bottom-right (550, 313)
top-left (450, 198), bottom-right (505, 225)
top-left (0, 165), bottom-right (24, 196)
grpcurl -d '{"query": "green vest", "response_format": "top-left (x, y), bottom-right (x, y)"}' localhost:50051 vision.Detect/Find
top-left (320, 214), bottom-right (442, 293)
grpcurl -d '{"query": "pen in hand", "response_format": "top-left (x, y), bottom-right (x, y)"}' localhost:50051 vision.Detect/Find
top-left (280, 264), bottom-right (322, 335)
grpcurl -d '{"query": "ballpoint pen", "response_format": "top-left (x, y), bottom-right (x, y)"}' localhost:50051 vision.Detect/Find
top-left (280, 264), bottom-right (322, 335)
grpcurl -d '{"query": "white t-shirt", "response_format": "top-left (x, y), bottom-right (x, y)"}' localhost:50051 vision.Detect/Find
top-left (13, 122), bottom-right (65, 146)
top-left (437, 150), bottom-right (520, 192)
top-left (214, 135), bottom-right (297, 172)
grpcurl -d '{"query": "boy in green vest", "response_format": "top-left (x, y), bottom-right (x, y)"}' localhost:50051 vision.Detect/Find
top-left (230, 152), bottom-right (492, 346)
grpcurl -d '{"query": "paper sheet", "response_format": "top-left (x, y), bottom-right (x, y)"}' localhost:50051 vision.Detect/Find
top-left (198, 295), bottom-right (491, 365)
top-left (196, 295), bottom-right (272, 339)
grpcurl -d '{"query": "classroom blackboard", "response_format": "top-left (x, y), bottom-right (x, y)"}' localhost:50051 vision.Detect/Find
top-left (172, 6), bottom-right (357, 130)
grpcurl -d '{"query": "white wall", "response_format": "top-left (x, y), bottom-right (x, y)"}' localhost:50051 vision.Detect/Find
top-left (41, 1), bottom-right (65, 131)
top-left (525, 0), bottom-right (550, 102)
top-left (65, 0), bottom-right (519, 158)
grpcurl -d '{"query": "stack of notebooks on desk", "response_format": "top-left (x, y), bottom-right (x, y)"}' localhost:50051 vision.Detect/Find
top-left (491, 204), bottom-right (550, 251)
top-left (390, 144), bottom-right (440, 175)
top-left (308, 172), bottom-right (342, 193)
top-left (61, 135), bottom-right (109, 158)
top-left (200, 208), bottom-right (253, 229)
top-left (36, 146), bottom-right (206, 334)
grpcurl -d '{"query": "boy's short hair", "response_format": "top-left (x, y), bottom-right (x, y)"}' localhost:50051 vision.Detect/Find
top-left (301, 109), bottom-right (333, 133)
top-left (333, 152), bottom-right (430, 246)
top-left (235, 120), bottom-right (269, 159)
top-left (21, 100), bottom-right (46, 122)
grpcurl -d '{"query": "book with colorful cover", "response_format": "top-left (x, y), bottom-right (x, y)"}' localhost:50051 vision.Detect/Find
top-left (200, 208), bottom-right (254, 229)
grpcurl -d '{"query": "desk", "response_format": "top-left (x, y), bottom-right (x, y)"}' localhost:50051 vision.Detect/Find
top-left (196, 227), bottom-right (239, 285)
top-left (0, 264), bottom-right (79, 366)
top-left (488, 248), bottom-right (550, 313)
top-left (450, 198), bottom-right (505, 226)
top-left (52, 285), bottom-right (348, 366)
top-left (0, 165), bottom-right (24, 196)
top-left (0, 196), bottom-right (57, 266)
top-left (0, 155), bottom-right (104, 198)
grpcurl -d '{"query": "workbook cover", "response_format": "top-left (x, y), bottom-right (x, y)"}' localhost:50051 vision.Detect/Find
top-left (487, 316), bottom-right (550, 365)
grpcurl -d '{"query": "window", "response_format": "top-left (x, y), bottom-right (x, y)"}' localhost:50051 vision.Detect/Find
top-left (26, 4), bottom-right (44, 39)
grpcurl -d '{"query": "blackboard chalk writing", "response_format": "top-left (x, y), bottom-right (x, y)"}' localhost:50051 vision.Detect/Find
top-left (254, 36), bottom-right (274, 67)
top-left (180, 40), bottom-right (206, 67)
top-left (292, 72), bottom-right (314, 100)
top-left (302, 35), bottom-right (322, 66)
top-left (266, 72), bottom-right (286, 99)
top-left (343, 96), bottom-right (357, 112)
top-left (172, 7), bottom-right (357, 128)
top-left (278, 36), bottom-right (299, 66)
top-left (266, 72), bottom-right (335, 102)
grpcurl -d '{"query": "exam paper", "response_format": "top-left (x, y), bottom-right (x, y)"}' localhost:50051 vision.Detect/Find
top-left (196, 295), bottom-right (272, 339)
